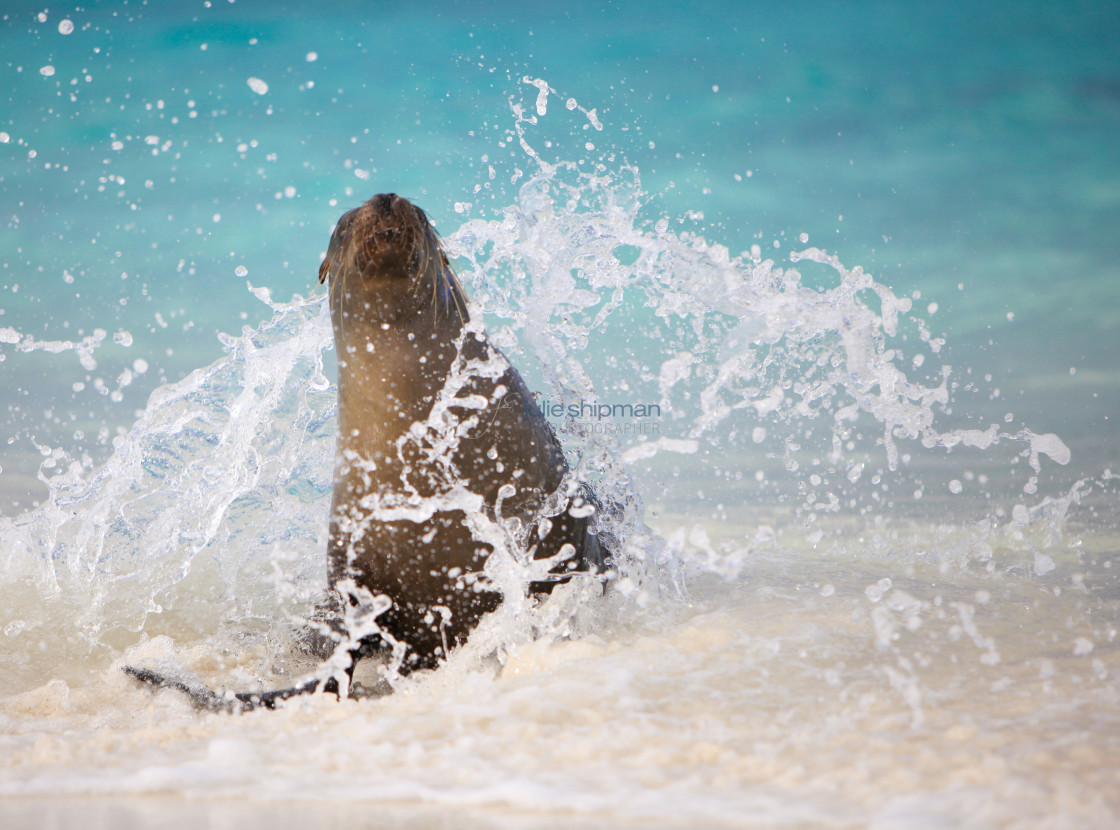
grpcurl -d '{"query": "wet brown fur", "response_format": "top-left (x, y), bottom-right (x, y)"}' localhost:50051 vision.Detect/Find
top-left (318, 193), bottom-right (605, 673)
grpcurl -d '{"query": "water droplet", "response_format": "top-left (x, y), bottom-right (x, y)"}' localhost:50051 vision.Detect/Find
top-left (865, 578), bottom-right (892, 602)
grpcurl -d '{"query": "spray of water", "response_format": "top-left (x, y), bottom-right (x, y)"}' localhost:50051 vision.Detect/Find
top-left (0, 77), bottom-right (1091, 700)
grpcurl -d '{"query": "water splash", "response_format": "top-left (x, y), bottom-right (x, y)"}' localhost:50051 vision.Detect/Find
top-left (1, 289), bottom-right (336, 689)
top-left (0, 78), bottom-right (1091, 699)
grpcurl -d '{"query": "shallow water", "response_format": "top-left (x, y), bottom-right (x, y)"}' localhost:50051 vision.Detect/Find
top-left (3, 2), bottom-right (1119, 828)
top-left (2, 541), bottom-right (1119, 828)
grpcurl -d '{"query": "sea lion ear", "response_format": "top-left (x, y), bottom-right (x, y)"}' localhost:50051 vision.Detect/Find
top-left (318, 257), bottom-right (331, 284)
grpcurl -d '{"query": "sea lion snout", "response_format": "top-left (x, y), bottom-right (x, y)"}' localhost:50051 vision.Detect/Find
top-left (337, 195), bottom-right (423, 282)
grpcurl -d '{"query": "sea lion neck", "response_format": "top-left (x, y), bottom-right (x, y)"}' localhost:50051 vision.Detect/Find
top-left (333, 294), bottom-right (467, 450)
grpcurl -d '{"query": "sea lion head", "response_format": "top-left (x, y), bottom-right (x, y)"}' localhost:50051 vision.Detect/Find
top-left (318, 193), bottom-right (466, 324)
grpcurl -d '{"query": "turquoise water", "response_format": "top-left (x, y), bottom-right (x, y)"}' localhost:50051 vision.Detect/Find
top-left (2, 2), bottom-right (1119, 828)
top-left (3, 0), bottom-right (1118, 506)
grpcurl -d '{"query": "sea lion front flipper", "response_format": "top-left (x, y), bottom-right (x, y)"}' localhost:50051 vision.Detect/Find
top-left (122, 665), bottom-right (342, 713)
top-left (123, 665), bottom-right (243, 713)
top-left (231, 676), bottom-right (338, 710)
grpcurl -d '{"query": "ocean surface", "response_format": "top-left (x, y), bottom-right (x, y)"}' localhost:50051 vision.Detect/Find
top-left (2, 1), bottom-right (1119, 828)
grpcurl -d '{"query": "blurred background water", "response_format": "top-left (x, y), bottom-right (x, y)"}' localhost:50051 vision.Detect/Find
top-left (1, 1), bottom-right (1119, 828)
top-left (3, 0), bottom-right (1117, 509)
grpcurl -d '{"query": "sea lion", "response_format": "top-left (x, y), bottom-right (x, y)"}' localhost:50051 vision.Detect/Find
top-left (126, 192), bottom-right (607, 710)
top-left (318, 192), bottom-right (607, 674)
